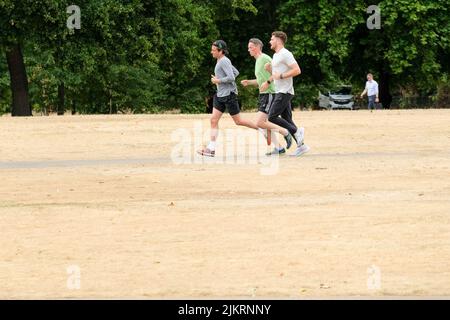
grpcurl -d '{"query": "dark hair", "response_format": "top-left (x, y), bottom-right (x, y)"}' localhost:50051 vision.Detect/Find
top-left (249, 38), bottom-right (263, 49)
top-left (212, 40), bottom-right (229, 55)
top-left (272, 31), bottom-right (287, 44)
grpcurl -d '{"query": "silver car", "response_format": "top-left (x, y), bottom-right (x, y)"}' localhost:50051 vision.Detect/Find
top-left (319, 85), bottom-right (355, 110)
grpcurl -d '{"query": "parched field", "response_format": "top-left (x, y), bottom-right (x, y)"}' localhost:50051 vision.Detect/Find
top-left (1, 109), bottom-right (450, 298)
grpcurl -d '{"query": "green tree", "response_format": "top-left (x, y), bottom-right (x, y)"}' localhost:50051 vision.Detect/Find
top-left (278, 0), bottom-right (450, 107)
top-left (143, 0), bottom-right (257, 112)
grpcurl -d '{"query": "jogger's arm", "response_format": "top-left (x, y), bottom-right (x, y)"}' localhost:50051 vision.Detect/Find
top-left (218, 59), bottom-right (237, 84)
top-left (241, 79), bottom-right (258, 87)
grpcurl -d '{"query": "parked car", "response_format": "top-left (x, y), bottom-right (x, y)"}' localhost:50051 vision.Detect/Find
top-left (319, 85), bottom-right (355, 110)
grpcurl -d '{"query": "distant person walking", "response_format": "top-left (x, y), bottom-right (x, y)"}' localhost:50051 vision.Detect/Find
top-left (360, 73), bottom-right (380, 110)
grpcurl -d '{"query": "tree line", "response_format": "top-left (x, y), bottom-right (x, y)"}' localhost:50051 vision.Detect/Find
top-left (1, 0), bottom-right (449, 116)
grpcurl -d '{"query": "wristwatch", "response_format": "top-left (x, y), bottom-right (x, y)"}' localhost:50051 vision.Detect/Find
top-left (280, 73), bottom-right (284, 79)
top-left (267, 80), bottom-right (271, 84)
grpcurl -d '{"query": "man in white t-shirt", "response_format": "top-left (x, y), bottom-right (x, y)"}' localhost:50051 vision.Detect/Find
top-left (260, 31), bottom-right (310, 157)
top-left (360, 73), bottom-right (380, 109)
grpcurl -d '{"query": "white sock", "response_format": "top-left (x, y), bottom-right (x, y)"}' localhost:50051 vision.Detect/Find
top-left (207, 141), bottom-right (216, 151)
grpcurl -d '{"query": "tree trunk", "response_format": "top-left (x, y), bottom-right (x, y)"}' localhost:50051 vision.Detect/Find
top-left (379, 70), bottom-right (393, 109)
top-left (6, 44), bottom-right (31, 116)
top-left (109, 88), bottom-right (112, 114)
top-left (71, 100), bottom-right (76, 115)
top-left (57, 82), bottom-right (65, 115)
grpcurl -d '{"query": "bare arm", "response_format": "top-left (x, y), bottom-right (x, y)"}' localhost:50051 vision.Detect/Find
top-left (241, 79), bottom-right (258, 87)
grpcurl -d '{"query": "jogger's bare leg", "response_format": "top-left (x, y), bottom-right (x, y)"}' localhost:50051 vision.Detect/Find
top-left (256, 113), bottom-right (289, 137)
top-left (255, 111), bottom-right (281, 148)
top-left (231, 113), bottom-right (259, 130)
top-left (210, 107), bottom-right (223, 142)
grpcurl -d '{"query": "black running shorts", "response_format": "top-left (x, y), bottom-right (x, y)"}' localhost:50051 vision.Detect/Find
top-left (213, 92), bottom-right (240, 116)
top-left (258, 93), bottom-right (275, 114)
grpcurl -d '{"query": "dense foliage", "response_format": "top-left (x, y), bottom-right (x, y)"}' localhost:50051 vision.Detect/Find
top-left (1, 0), bottom-right (449, 115)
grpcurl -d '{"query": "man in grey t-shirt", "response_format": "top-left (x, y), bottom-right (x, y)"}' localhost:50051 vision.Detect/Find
top-left (197, 40), bottom-right (258, 157)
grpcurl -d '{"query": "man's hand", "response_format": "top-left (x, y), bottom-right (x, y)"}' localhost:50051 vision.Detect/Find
top-left (360, 89), bottom-right (367, 99)
top-left (260, 81), bottom-right (270, 92)
top-left (272, 72), bottom-right (281, 80)
top-left (241, 79), bottom-right (249, 87)
top-left (264, 63), bottom-right (272, 73)
top-left (375, 97), bottom-right (379, 103)
top-left (211, 75), bottom-right (220, 85)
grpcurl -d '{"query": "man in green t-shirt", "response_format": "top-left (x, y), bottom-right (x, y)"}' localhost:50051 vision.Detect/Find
top-left (241, 38), bottom-right (294, 155)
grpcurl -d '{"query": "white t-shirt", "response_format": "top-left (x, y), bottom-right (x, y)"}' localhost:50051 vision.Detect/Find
top-left (365, 80), bottom-right (379, 96)
top-left (272, 47), bottom-right (298, 95)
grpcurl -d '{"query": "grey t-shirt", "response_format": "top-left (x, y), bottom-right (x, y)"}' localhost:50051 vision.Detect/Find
top-left (214, 56), bottom-right (239, 97)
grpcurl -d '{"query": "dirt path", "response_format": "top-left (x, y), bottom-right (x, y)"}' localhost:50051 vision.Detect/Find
top-left (1, 110), bottom-right (450, 298)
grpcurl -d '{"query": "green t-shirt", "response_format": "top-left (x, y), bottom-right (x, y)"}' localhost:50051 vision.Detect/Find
top-left (255, 53), bottom-right (276, 94)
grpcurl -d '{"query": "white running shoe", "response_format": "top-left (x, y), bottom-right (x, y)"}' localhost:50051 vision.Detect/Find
top-left (295, 127), bottom-right (305, 146)
top-left (290, 143), bottom-right (310, 157)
